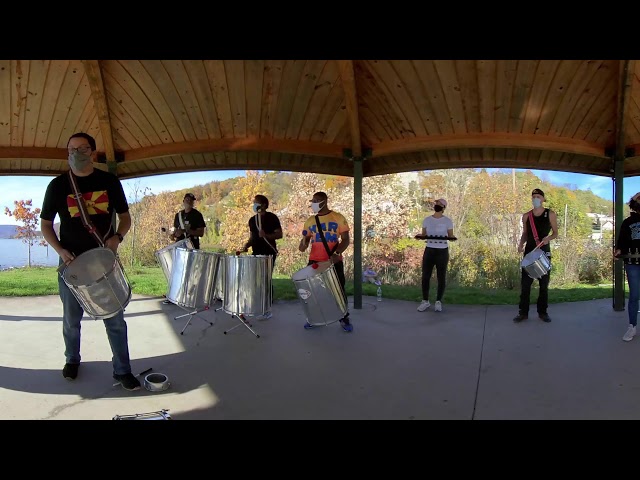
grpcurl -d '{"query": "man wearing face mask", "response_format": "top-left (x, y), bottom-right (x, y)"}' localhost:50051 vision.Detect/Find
top-left (241, 195), bottom-right (282, 318)
top-left (171, 193), bottom-right (206, 250)
top-left (299, 191), bottom-right (352, 332)
top-left (513, 188), bottom-right (558, 323)
top-left (39, 132), bottom-right (140, 391)
top-left (415, 198), bottom-right (454, 313)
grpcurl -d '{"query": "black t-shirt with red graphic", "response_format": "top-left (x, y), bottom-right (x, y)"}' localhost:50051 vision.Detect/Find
top-left (40, 169), bottom-right (129, 256)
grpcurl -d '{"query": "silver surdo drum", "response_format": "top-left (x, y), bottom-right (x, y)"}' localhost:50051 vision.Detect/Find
top-left (292, 261), bottom-right (347, 326)
top-left (167, 248), bottom-right (220, 309)
top-left (61, 247), bottom-right (132, 320)
top-left (214, 255), bottom-right (225, 302)
top-left (521, 249), bottom-right (551, 279)
top-left (155, 238), bottom-right (194, 284)
top-left (223, 254), bottom-right (272, 317)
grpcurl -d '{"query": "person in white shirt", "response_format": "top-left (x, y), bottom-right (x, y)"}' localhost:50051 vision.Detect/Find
top-left (414, 198), bottom-right (454, 312)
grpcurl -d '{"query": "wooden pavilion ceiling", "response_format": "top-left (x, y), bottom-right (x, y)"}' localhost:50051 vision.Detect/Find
top-left (1, 59), bottom-right (639, 179)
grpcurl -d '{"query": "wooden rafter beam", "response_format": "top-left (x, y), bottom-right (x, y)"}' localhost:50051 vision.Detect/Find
top-left (122, 137), bottom-right (345, 162)
top-left (371, 133), bottom-right (608, 159)
top-left (82, 60), bottom-right (116, 163)
top-left (336, 60), bottom-right (362, 158)
top-left (615, 59), bottom-right (635, 158)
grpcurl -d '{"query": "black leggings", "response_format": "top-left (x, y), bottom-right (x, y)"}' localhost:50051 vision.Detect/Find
top-left (421, 247), bottom-right (449, 302)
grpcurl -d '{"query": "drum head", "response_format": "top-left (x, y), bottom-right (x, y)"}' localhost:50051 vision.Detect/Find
top-left (64, 248), bottom-right (115, 286)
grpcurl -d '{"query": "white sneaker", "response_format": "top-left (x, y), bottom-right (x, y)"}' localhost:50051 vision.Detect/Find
top-left (623, 325), bottom-right (636, 342)
top-left (417, 300), bottom-right (430, 312)
top-left (262, 312), bottom-right (273, 320)
top-left (434, 301), bottom-right (443, 312)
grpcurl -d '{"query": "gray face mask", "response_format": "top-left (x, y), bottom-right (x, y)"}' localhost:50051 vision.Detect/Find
top-left (69, 151), bottom-right (92, 171)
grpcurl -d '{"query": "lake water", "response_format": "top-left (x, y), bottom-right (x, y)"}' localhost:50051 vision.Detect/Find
top-left (0, 238), bottom-right (60, 270)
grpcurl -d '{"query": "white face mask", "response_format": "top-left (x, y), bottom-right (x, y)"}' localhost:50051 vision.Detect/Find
top-left (532, 198), bottom-right (542, 208)
top-left (311, 200), bottom-right (325, 214)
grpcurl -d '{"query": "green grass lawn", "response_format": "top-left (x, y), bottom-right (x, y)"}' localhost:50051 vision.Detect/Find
top-left (0, 266), bottom-right (622, 305)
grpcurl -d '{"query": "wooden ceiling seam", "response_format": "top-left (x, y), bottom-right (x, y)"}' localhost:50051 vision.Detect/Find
top-left (82, 60), bottom-right (116, 163)
top-left (336, 60), bottom-right (362, 158)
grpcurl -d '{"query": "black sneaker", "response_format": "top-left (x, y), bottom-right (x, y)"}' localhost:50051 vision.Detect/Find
top-left (113, 373), bottom-right (141, 391)
top-left (513, 313), bottom-right (528, 323)
top-left (162, 299), bottom-right (171, 305)
top-left (63, 363), bottom-right (79, 380)
top-left (539, 313), bottom-right (552, 323)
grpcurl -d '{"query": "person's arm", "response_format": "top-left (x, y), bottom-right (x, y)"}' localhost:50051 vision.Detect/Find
top-left (104, 179), bottom-right (131, 253)
top-left (242, 219), bottom-right (253, 252)
top-left (414, 218), bottom-right (428, 239)
top-left (542, 210), bottom-right (559, 245)
top-left (262, 215), bottom-right (283, 241)
top-left (518, 213), bottom-right (528, 253)
top-left (172, 213), bottom-right (184, 240)
top-left (188, 212), bottom-right (205, 237)
top-left (41, 219), bottom-right (74, 264)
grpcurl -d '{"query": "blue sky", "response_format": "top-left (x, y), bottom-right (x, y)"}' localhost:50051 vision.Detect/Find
top-left (1, 168), bottom-right (639, 226)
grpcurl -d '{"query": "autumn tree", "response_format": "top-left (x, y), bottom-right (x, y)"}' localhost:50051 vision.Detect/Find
top-left (4, 199), bottom-right (47, 267)
top-left (219, 170), bottom-right (267, 253)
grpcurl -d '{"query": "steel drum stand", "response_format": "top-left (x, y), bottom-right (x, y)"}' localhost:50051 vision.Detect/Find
top-left (174, 305), bottom-right (214, 336)
top-left (223, 312), bottom-right (260, 338)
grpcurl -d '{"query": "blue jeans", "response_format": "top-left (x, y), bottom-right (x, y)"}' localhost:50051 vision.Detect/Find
top-left (58, 267), bottom-right (133, 376)
top-left (625, 264), bottom-right (640, 326)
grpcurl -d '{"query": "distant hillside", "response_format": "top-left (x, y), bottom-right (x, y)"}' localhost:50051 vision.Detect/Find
top-left (0, 223), bottom-right (59, 239)
top-left (0, 225), bottom-right (17, 238)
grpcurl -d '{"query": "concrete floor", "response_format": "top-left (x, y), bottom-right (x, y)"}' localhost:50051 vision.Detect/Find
top-left (0, 293), bottom-right (637, 420)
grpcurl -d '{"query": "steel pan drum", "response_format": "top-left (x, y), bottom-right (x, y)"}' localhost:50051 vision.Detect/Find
top-left (223, 255), bottom-right (272, 317)
top-left (155, 238), bottom-right (194, 283)
top-left (61, 247), bottom-right (131, 320)
top-left (214, 255), bottom-right (225, 302)
top-left (167, 248), bottom-right (219, 309)
top-left (292, 261), bottom-right (347, 326)
top-left (521, 249), bottom-right (551, 279)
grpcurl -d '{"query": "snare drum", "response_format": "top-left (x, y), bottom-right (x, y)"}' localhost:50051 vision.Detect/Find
top-left (60, 247), bottom-right (131, 320)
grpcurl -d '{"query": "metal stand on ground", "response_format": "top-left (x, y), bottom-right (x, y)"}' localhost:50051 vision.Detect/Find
top-left (223, 313), bottom-right (260, 338)
top-left (174, 305), bottom-right (214, 335)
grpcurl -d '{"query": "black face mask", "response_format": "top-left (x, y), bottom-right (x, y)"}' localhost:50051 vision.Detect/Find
top-left (434, 205), bottom-right (444, 212)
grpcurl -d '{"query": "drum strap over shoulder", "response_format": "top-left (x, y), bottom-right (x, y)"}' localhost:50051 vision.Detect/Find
top-left (68, 171), bottom-right (107, 248)
top-left (315, 215), bottom-right (338, 258)
top-left (528, 210), bottom-right (540, 244)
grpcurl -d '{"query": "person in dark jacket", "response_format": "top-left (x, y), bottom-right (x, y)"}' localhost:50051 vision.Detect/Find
top-left (614, 192), bottom-right (640, 341)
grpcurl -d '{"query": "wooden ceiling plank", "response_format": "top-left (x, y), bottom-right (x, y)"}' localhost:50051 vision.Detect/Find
top-left (273, 60), bottom-right (307, 139)
top-left (114, 60), bottom-right (185, 143)
top-left (140, 60), bottom-right (196, 142)
top-left (286, 61), bottom-right (327, 140)
top-left (23, 60), bottom-right (49, 147)
top-left (298, 61), bottom-right (340, 141)
top-left (10, 60), bottom-right (30, 147)
top-left (102, 69), bottom-right (161, 145)
top-left (390, 60), bottom-right (440, 135)
top-left (508, 60), bottom-right (538, 134)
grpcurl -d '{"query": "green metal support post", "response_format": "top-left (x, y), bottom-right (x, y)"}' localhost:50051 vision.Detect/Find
top-left (108, 161), bottom-right (118, 234)
top-left (353, 156), bottom-right (363, 310)
top-left (614, 156), bottom-right (625, 311)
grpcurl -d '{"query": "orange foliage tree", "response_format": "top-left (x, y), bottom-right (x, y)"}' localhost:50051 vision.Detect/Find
top-left (4, 199), bottom-right (47, 267)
